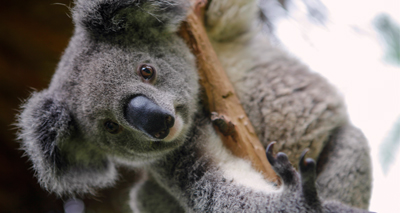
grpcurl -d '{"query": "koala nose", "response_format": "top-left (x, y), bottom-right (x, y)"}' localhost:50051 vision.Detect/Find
top-left (124, 96), bottom-right (175, 139)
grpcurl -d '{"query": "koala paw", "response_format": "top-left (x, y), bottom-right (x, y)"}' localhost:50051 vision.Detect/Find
top-left (266, 142), bottom-right (321, 208)
top-left (266, 142), bottom-right (299, 186)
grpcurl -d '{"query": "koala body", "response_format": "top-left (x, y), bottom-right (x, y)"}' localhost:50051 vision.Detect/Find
top-left (17, 0), bottom-right (371, 212)
top-left (205, 0), bottom-right (372, 208)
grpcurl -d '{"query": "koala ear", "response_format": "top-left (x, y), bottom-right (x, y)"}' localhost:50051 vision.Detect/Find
top-left (74, 0), bottom-right (190, 38)
top-left (17, 91), bottom-right (117, 196)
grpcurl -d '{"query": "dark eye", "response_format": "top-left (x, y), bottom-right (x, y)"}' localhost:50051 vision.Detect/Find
top-left (104, 121), bottom-right (122, 134)
top-left (139, 64), bottom-right (156, 81)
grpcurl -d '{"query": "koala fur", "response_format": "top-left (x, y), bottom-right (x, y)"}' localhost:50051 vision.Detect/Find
top-left (17, 0), bottom-right (372, 212)
top-left (206, 0), bottom-right (372, 208)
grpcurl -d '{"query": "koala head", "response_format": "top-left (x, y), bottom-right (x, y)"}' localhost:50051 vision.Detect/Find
top-left (18, 0), bottom-right (198, 195)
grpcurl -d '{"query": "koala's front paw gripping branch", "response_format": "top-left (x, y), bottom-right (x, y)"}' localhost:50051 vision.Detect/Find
top-left (178, 0), bottom-right (280, 184)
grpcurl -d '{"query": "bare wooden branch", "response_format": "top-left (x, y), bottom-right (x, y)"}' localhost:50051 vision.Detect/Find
top-left (178, 0), bottom-right (280, 183)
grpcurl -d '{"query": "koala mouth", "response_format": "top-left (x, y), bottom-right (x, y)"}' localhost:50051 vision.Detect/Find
top-left (163, 114), bottom-right (184, 142)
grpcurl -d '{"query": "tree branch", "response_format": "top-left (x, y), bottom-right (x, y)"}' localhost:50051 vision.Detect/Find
top-left (178, 0), bottom-right (280, 183)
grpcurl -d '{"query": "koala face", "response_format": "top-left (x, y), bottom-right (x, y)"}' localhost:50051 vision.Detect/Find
top-left (68, 38), bottom-right (198, 163)
top-left (22, 0), bottom-right (198, 166)
top-left (17, 0), bottom-right (198, 194)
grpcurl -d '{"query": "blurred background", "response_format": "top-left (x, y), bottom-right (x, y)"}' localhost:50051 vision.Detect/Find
top-left (0, 0), bottom-right (71, 212)
top-left (0, 0), bottom-right (398, 212)
top-left (262, 1), bottom-right (400, 212)
top-left (0, 0), bottom-right (136, 212)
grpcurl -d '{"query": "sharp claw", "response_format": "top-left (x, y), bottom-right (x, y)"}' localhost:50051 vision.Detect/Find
top-left (266, 142), bottom-right (276, 165)
top-left (299, 148), bottom-right (310, 169)
top-left (299, 148), bottom-right (316, 173)
top-left (266, 141), bottom-right (276, 154)
top-left (298, 149), bottom-right (319, 206)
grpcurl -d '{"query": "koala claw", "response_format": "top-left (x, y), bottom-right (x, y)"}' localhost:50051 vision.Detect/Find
top-left (299, 148), bottom-right (314, 171)
top-left (298, 149), bottom-right (320, 207)
top-left (266, 142), bottom-right (298, 186)
top-left (266, 141), bottom-right (276, 165)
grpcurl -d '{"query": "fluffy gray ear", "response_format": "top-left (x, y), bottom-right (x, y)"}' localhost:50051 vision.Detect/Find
top-left (73, 0), bottom-right (190, 39)
top-left (17, 91), bottom-right (117, 196)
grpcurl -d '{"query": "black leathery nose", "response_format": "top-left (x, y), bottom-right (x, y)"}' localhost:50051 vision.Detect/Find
top-left (124, 96), bottom-right (175, 139)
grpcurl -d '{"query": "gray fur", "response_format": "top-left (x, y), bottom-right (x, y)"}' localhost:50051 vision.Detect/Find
top-left (17, 0), bottom-right (371, 212)
top-left (204, 0), bottom-right (372, 209)
top-left (134, 121), bottom-right (368, 212)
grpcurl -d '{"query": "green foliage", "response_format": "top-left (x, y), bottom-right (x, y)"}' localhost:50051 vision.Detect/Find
top-left (380, 116), bottom-right (400, 174)
top-left (374, 14), bottom-right (400, 66)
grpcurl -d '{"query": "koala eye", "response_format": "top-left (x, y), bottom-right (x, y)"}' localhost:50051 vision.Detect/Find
top-left (138, 64), bottom-right (156, 82)
top-left (104, 121), bottom-right (122, 134)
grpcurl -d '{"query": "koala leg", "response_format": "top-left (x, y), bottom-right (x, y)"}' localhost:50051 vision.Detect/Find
top-left (147, 122), bottom-right (369, 213)
top-left (205, 0), bottom-right (259, 41)
top-left (316, 124), bottom-right (372, 209)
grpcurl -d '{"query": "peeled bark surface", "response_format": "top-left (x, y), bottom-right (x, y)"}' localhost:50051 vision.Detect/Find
top-left (178, 1), bottom-right (280, 183)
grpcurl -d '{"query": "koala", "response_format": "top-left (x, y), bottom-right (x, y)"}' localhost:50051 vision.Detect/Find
top-left (17, 0), bottom-right (371, 212)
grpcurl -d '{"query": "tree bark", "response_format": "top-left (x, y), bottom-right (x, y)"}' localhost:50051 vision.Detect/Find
top-left (178, 0), bottom-right (279, 183)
